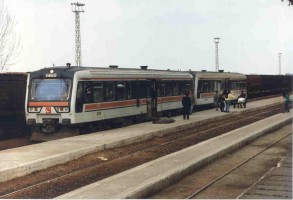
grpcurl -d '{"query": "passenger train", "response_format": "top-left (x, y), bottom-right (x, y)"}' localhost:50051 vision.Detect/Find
top-left (25, 65), bottom-right (247, 141)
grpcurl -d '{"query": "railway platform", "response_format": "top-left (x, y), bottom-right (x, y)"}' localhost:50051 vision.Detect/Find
top-left (238, 152), bottom-right (292, 199)
top-left (0, 96), bottom-right (292, 198)
top-left (56, 111), bottom-right (292, 199)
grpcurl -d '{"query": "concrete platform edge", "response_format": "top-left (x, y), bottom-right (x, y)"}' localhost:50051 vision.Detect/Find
top-left (56, 113), bottom-right (292, 199)
top-left (120, 115), bottom-right (292, 199)
top-left (0, 101), bottom-right (284, 183)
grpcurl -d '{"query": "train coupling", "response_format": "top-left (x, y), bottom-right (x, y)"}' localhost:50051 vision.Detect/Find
top-left (41, 118), bottom-right (57, 134)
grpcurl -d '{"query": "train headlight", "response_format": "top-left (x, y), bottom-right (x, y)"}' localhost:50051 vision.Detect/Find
top-left (28, 107), bottom-right (41, 113)
top-left (55, 107), bottom-right (70, 113)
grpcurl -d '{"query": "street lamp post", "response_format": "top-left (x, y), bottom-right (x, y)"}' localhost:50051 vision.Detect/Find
top-left (278, 53), bottom-right (282, 75)
top-left (214, 37), bottom-right (220, 72)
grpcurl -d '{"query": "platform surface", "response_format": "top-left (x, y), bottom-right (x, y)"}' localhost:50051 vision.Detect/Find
top-left (238, 152), bottom-right (292, 199)
top-left (56, 110), bottom-right (292, 199)
top-left (0, 96), bottom-right (291, 188)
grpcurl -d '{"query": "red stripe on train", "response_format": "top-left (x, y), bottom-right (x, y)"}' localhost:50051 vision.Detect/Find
top-left (29, 102), bottom-right (69, 107)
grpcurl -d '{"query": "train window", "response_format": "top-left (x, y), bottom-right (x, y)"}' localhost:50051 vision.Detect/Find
top-left (131, 81), bottom-right (147, 99)
top-left (198, 80), bottom-right (214, 93)
top-left (76, 82), bottom-right (83, 100)
top-left (30, 79), bottom-right (71, 101)
top-left (139, 81), bottom-right (148, 98)
top-left (165, 82), bottom-right (170, 96)
top-left (126, 81), bottom-right (132, 99)
top-left (104, 81), bottom-right (115, 101)
top-left (241, 82), bottom-right (246, 90)
top-left (75, 82), bottom-right (83, 113)
top-left (93, 82), bottom-right (104, 102)
top-left (172, 82), bottom-right (179, 96)
top-left (184, 81), bottom-right (192, 95)
top-left (231, 81), bottom-right (246, 90)
top-left (179, 81), bottom-right (191, 95)
top-left (215, 81), bottom-right (221, 91)
top-left (224, 80), bottom-right (231, 90)
top-left (197, 80), bottom-right (215, 98)
top-left (178, 81), bottom-right (184, 95)
top-left (160, 81), bottom-right (166, 97)
top-left (84, 82), bottom-right (93, 103)
top-left (116, 81), bottom-right (126, 100)
top-left (165, 81), bottom-right (173, 96)
top-left (131, 81), bottom-right (139, 99)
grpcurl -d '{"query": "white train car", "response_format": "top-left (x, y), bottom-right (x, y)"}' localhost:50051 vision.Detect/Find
top-left (190, 71), bottom-right (246, 108)
top-left (25, 65), bottom-right (193, 140)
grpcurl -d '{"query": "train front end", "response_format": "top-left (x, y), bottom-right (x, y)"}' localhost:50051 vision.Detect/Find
top-left (25, 67), bottom-right (78, 141)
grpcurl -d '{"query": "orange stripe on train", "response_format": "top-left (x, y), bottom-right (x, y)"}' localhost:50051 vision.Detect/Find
top-left (160, 96), bottom-right (183, 103)
top-left (85, 99), bottom-right (140, 110)
top-left (85, 97), bottom-right (182, 111)
top-left (29, 102), bottom-right (69, 107)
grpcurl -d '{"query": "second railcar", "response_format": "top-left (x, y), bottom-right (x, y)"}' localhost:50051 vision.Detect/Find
top-left (190, 71), bottom-right (246, 108)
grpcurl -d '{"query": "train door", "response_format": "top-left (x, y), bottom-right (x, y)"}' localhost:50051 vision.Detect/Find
top-left (215, 80), bottom-right (221, 92)
top-left (75, 81), bottom-right (94, 113)
top-left (147, 80), bottom-right (158, 118)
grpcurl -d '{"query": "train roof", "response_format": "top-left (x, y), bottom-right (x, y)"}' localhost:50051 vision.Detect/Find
top-left (29, 66), bottom-right (193, 80)
top-left (29, 66), bottom-right (248, 81)
top-left (246, 74), bottom-right (293, 77)
top-left (189, 71), bottom-right (246, 80)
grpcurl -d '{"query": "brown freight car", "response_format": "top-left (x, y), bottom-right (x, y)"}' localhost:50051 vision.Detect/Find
top-left (0, 72), bottom-right (29, 137)
top-left (246, 74), bottom-right (293, 98)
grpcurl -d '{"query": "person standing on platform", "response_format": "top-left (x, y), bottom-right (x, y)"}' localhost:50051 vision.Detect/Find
top-left (283, 92), bottom-right (290, 112)
top-left (214, 90), bottom-right (219, 111)
top-left (225, 90), bottom-right (234, 113)
top-left (219, 93), bottom-right (225, 112)
top-left (182, 92), bottom-right (191, 120)
top-left (188, 90), bottom-right (193, 115)
top-left (237, 90), bottom-right (247, 108)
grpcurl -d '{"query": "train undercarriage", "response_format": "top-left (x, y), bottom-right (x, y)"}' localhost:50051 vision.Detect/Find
top-left (29, 108), bottom-right (182, 142)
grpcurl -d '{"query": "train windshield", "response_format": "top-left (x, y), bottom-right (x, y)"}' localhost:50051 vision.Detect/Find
top-left (30, 79), bottom-right (71, 101)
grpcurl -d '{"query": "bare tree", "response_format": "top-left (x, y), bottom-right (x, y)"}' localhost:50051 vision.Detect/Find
top-left (282, 0), bottom-right (293, 6)
top-left (0, 0), bottom-right (20, 71)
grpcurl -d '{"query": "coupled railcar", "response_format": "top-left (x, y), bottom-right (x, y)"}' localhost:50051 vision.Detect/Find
top-left (25, 65), bottom-right (249, 141)
top-left (25, 66), bottom-right (193, 140)
top-left (191, 71), bottom-right (246, 108)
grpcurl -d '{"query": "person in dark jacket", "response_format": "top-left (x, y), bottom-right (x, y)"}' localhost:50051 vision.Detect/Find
top-left (182, 92), bottom-right (192, 120)
top-left (283, 92), bottom-right (290, 112)
top-left (219, 93), bottom-right (225, 112)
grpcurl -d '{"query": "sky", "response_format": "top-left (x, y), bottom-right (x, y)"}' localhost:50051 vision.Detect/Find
top-left (4, 0), bottom-right (293, 75)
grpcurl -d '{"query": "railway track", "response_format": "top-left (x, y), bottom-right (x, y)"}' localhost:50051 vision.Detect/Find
top-left (0, 103), bottom-right (288, 199)
top-left (0, 136), bottom-right (31, 151)
top-left (186, 131), bottom-right (292, 199)
top-left (150, 124), bottom-right (292, 199)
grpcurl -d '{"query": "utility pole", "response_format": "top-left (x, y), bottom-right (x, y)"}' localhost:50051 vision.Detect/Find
top-left (278, 53), bottom-right (282, 75)
top-left (71, 2), bottom-right (85, 67)
top-left (214, 37), bottom-right (220, 72)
